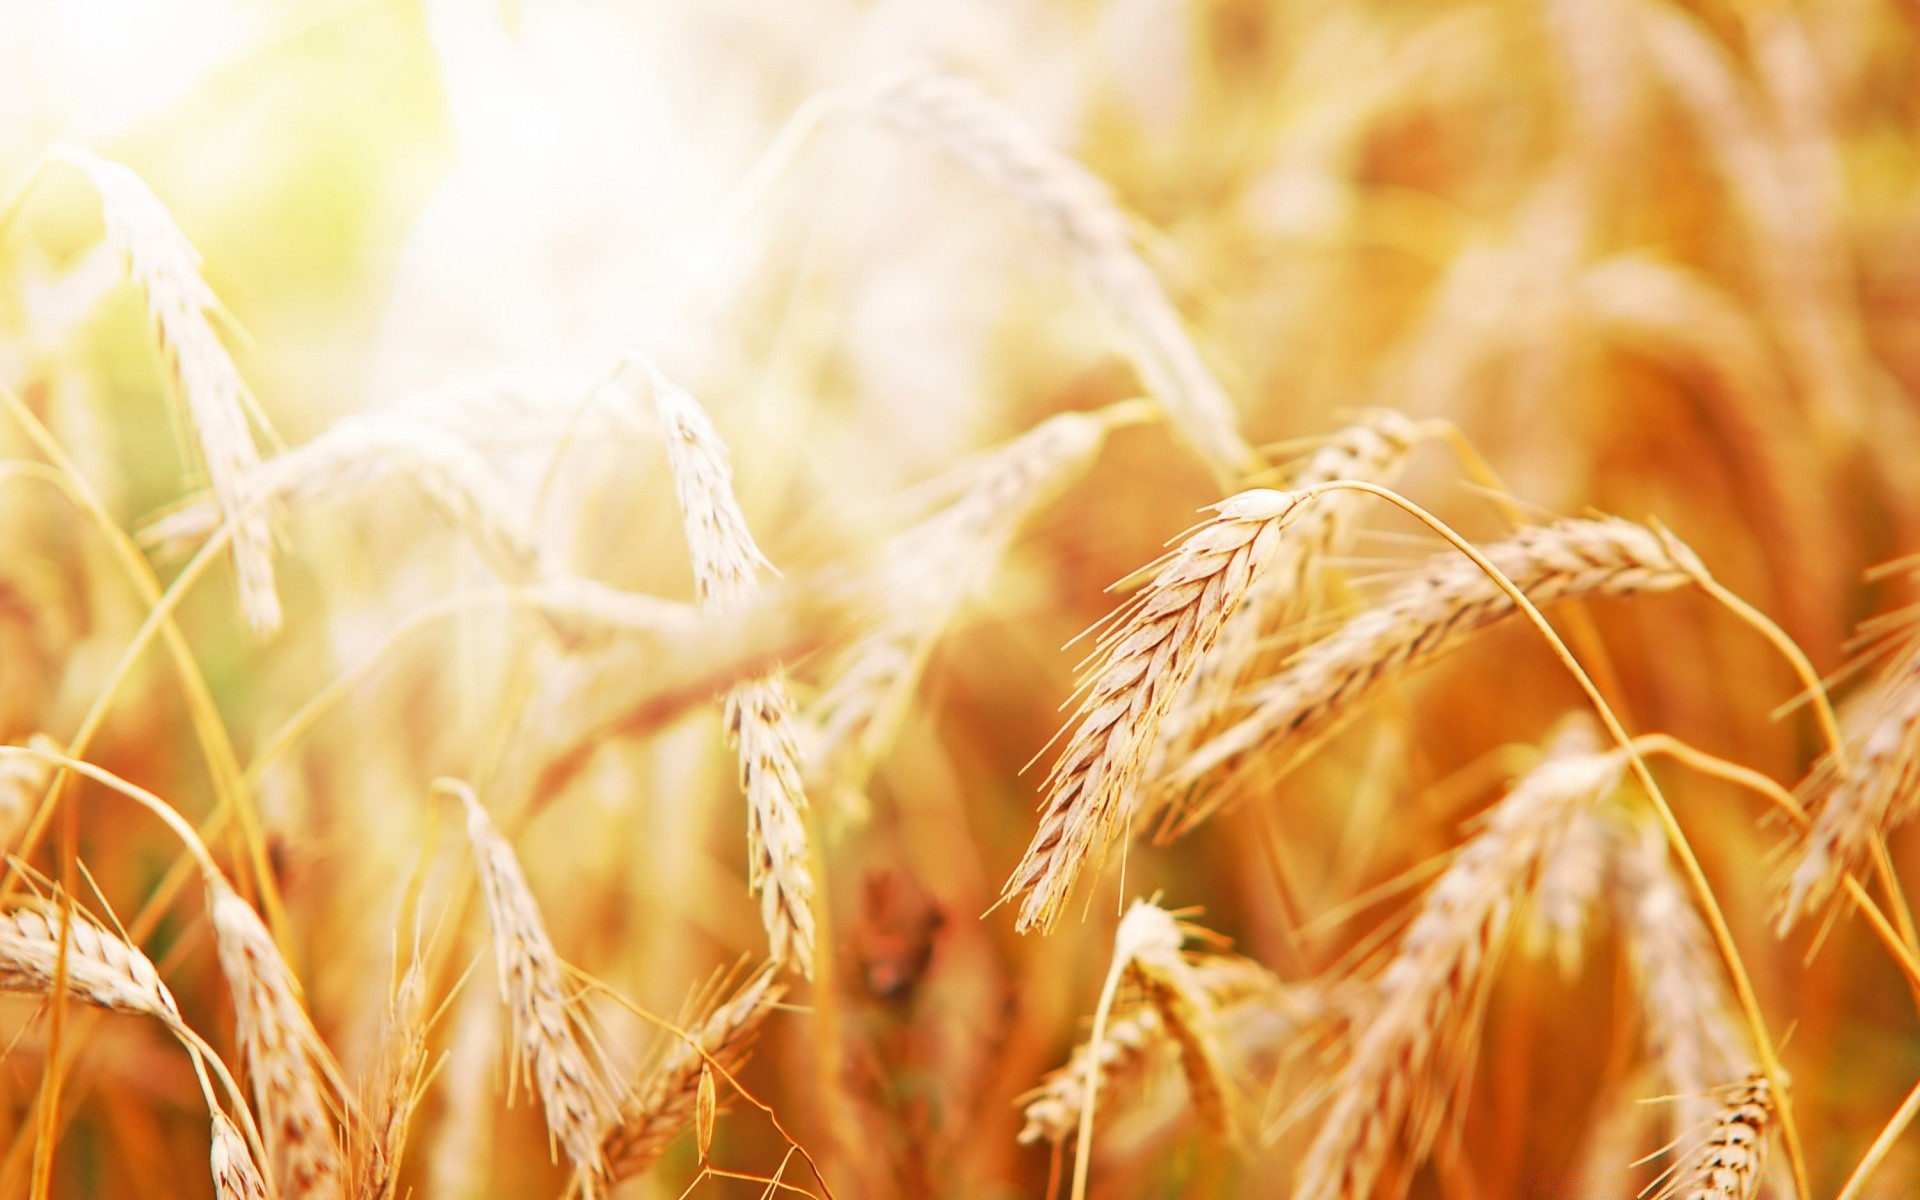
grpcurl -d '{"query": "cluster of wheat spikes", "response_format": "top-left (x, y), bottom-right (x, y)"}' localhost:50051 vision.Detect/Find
top-left (2, 1), bottom-right (1920, 1197)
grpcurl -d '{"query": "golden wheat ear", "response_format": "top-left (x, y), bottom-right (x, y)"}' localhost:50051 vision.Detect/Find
top-left (46, 142), bottom-right (281, 636)
top-left (1003, 488), bottom-right (1305, 934)
top-left (1292, 719), bottom-right (1628, 1200)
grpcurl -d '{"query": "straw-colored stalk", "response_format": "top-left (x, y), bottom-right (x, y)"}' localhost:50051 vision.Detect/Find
top-left (1004, 488), bottom-right (1303, 933)
top-left (648, 365), bottom-right (817, 975)
top-left (1292, 723), bottom-right (1627, 1200)
top-left (47, 142), bottom-right (279, 634)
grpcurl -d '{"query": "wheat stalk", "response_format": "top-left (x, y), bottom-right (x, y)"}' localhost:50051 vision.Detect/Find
top-left (807, 405), bottom-right (1121, 787)
top-left (1165, 517), bottom-right (1711, 821)
top-left (646, 363), bottom-right (817, 975)
top-left (858, 67), bottom-right (1260, 483)
top-left (1292, 721), bottom-right (1627, 1200)
top-left (602, 966), bottom-right (784, 1181)
top-left (211, 1111), bottom-right (273, 1200)
top-left (1779, 640), bottom-right (1920, 930)
top-left (1657, 1074), bottom-right (1775, 1200)
top-left (207, 879), bottom-right (343, 1200)
top-left (1003, 488), bottom-right (1305, 933)
top-left (452, 781), bottom-right (617, 1191)
top-left (47, 142), bottom-right (279, 634)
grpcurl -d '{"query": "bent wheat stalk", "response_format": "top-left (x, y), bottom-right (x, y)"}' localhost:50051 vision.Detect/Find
top-left (808, 403), bottom-right (1139, 786)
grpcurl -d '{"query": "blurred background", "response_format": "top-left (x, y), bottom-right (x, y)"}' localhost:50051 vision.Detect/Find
top-left (1, 0), bottom-right (1918, 1196)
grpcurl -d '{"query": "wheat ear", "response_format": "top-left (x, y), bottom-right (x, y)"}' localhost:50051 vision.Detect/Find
top-left (808, 405), bottom-right (1123, 786)
top-left (1018, 951), bottom-right (1287, 1146)
top-left (1292, 721), bottom-right (1627, 1200)
top-left (47, 142), bottom-right (279, 634)
top-left (142, 412), bottom-right (548, 586)
top-left (1166, 517), bottom-right (1711, 822)
top-left (859, 67), bottom-right (1260, 483)
top-left (1779, 641), bottom-right (1920, 931)
top-left (645, 363), bottom-right (817, 975)
top-left (207, 878), bottom-right (344, 1200)
top-left (1004, 488), bottom-right (1304, 933)
top-left (352, 959), bottom-right (429, 1200)
top-left (602, 966), bottom-right (785, 1181)
top-left (1152, 410), bottom-right (1434, 775)
top-left (1658, 1074), bottom-right (1775, 1200)
top-left (451, 780), bottom-right (617, 1191)
top-left (1612, 817), bottom-right (1750, 1139)
top-left (211, 1110), bottom-right (273, 1200)
top-left (0, 901), bottom-right (182, 1025)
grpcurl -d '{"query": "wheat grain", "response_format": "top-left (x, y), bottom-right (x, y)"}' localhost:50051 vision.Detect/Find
top-left (207, 878), bottom-right (344, 1200)
top-left (602, 966), bottom-right (785, 1181)
top-left (453, 781), bottom-right (617, 1191)
top-left (47, 142), bottom-right (279, 634)
top-left (1292, 721), bottom-right (1626, 1200)
top-left (1780, 640), bottom-right (1920, 931)
top-left (1003, 488), bottom-right (1304, 933)
top-left (859, 67), bottom-right (1260, 483)
top-left (647, 364), bottom-right (818, 975)
top-left (1165, 517), bottom-right (1710, 822)
top-left (211, 1111), bottom-right (272, 1200)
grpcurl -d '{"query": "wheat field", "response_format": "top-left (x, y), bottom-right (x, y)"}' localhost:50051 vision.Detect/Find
top-left (1, 1), bottom-right (1919, 1197)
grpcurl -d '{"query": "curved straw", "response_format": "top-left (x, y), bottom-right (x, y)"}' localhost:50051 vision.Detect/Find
top-left (1632, 734), bottom-right (1920, 999)
top-left (1281, 479), bottom-right (1811, 1200)
top-left (0, 386), bottom-right (283, 940)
